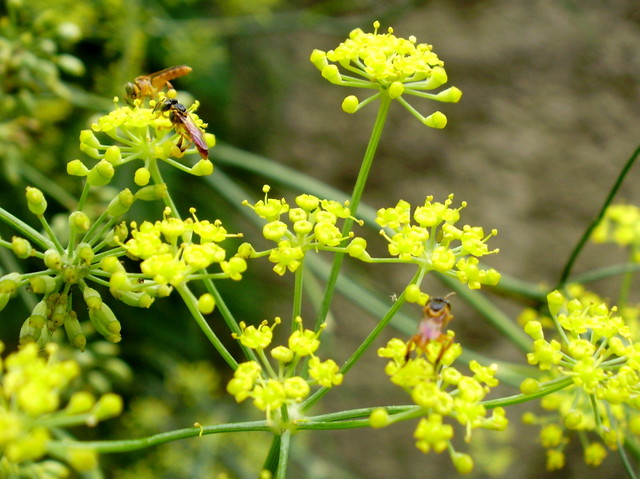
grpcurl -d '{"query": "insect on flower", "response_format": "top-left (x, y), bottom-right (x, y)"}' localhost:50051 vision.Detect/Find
top-left (124, 65), bottom-right (192, 104)
top-left (405, 293), bottom-right (455, 365)
top-left (154, 97), bottom-right (208, 160)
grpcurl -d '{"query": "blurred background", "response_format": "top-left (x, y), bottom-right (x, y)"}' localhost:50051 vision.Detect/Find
top-left (1, 0), bottom-right (639, 477)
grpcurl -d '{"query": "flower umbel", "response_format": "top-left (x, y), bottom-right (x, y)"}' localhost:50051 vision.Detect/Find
top-left (376, 195), bottom-right (500, 290)
top-left (310, 21), bottom-right (462, 127)
top-left (227, 317), bottom-right (342, 424)
top-left (521, 287), bottom-right (640, 470)
top-left (377, 333), bottom-right (505, 473)
top-left (0, 342), bottom-right (122, 476)
top-left (242, 186), bottom-right (364, 275)
top-left (121, 207), bottom-right (246, 287)
top-left (69, 92), bottom-right (215, 186)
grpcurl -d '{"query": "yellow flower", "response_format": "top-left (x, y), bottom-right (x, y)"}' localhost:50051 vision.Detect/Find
top-left (310, 21), bottom-right (462, 127)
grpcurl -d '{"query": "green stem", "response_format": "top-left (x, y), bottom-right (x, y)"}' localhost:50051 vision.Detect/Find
top-left (263, 434), bottom-right (282, 475)
top-left (59, 420), bottom-right (271, 453)
top-left (301, 267), bottom-right (421, 412)
top-left (557, 142), bottom-right (640, 289)
top-left (567, 262), bottom-right (640, 285)
top-left (276, 429), bottom-right (292, 479)
top-left (436, 273), bottom-right (532, 353)
top-left (480, 376), bottom-right (574, 409)
top-left (292, 258), bottom-right (304, 329)
top-left (314, 95), bottom-right (392, 331)
top-left (147, 159), bottom-right (180, 217)
top-left (175, 283), bottom-right (238, 369)
top-left (0, 207), bottom-right (53, 250)
top-left (201, 275), bottom-right (258, 363)
top-left (617, 250), bottom-right (637, 310)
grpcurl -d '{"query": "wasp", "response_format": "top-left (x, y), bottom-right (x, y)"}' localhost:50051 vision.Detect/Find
top-left (405, 293), bottom-right (455, 365)
top-left (124, 65), bottom-right (192, 105)
top-left (154, 97), bottom-right (208, 160)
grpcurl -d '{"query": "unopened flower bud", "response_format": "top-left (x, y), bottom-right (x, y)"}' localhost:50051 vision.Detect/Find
top-left (104, 145), bottom-right (122, 165)
top-left (64, 311), bottom-right (86, 350)
top-left (11, 236), bottom-right (33, 258)
top-left (88, 303), bottom-right (121, 343)
top-left (370, 408), bottom-right (390, 428)
top-left (66, 391), bottom-right (96, 414)
top-left (134, 167), bottom-right (150, 186)
top-left (198, 293), bottom-right (215, 314)
top-left (135, 184), bottom-right (167, 201)
top-left (341, 95), bottom-right (359, 113)
top-left (67, 159), bottom-right (90, 176)
top-left (29, 274), bottom-right (60, 294)
top-left (79, 129), bottom-right (101, 149)
top-left (26, 186), bottom-right (47, 215)
top-left (191, 159), bottom-right (214, 176)
top-left (87, 160), bottom-right (115, 186)
top-left (69, 211), bottom-right (91, 233)
top-left (89, 393), bottom-right (123, 424)
top-left (0, 272), bottom-right (22, 294)
top-left (107, 188), bottom-right (134, 217)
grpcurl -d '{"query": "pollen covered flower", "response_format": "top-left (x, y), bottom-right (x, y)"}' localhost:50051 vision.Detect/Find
top-left (377, 335), bottom-right (504, 473)
top-left (310, 21), bottom-right (461, 127)
top-left (243, 186), bottom-right (368, 275)
top-left (70, 94), bottom-right (215, 185)
top-left (121, 207), bottom-right (246, 287)
top-left (376, 195), bottom-right (500, 289)
top-left (0, 342), bottom-right (121, 476)
top-left (521, 287), bottom-right (640, 470)
top-left (227, 317), bottom-right (341, 423)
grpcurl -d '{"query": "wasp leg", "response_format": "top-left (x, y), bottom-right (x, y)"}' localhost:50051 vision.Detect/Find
top-left (433, 334), bottom-right (453, 367)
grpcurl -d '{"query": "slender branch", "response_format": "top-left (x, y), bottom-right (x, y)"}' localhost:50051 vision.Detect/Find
top-left (557, 143), bottom-right (640, 289)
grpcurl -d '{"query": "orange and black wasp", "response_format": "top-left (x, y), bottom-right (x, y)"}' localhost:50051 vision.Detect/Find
top-left (154, 97), bottom-right (208, 160)
top-left (124, 65), bottom-right (192, 105)
top-left (405, 293), bottom-right (455, 365)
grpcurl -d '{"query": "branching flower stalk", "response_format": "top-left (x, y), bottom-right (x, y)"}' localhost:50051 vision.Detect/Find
top-left (310, 21), bottom-right (462, 333)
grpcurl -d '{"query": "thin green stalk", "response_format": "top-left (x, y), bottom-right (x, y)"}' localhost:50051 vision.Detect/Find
top-left (60, 420), bottom-right (271, 453)
top-left (175, 283), bottom-right (238, 369)
top-left (276, 429), bottom-right (292, 479)
top-left (565, 262), bottom-right (640, 285)
top-left (618, 435), bottom-right (638, 479)
top-left (301, 267), bottom-right (422, 412)
top-left (617, 249), bottom-right (637, 310)
top-left (557, 142), bottom-right (640, 289)
top-left (436, 273), bottom-right (532, 353)
top-left (263, 435), bottom-right (282, 475)
top-left (480, 376), bottom-right (574, 409)
top-left (201, 276), bottom-right (258, 364)
top-left (147, 159), bottom-right (180, 218)
top-left (0, 206), bottom-right (53, 250)
top-left (292, 258), bottom-right (304, 329)
top-left (314, 95), bottom-right (392, 331)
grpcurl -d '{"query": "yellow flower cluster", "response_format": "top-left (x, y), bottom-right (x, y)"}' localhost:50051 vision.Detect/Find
top-left (243, 186), bottom-right (360, 275)
top-left (67, 97), bottom-right (214, 186)
top-left (521, 287), bottom-right (640, 470)
top-left (376, 338), bottom-right (506, 473)
top-left (310, 21), bottom-right (462, 127)
top-left (375, 195), bottom-right (501, 289)
top-left (227, 317), bottom-right (343, 422)
top-left (0, 342), bottom-right (122, 477)
top-left (592, 203), bottom-right (640, 261)
top-left (120, 207), bottom-right (246, 287)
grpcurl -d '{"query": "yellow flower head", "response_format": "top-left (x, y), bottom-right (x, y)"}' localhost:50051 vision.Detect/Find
top-left (310, 21), bottom-right (462, 127)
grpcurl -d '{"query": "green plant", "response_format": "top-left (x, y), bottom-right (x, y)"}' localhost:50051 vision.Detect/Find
top-left (2, 12), bottom-right (640, 479)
